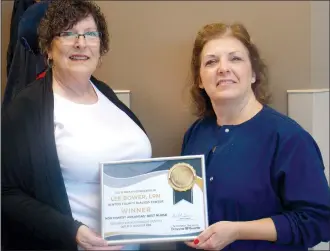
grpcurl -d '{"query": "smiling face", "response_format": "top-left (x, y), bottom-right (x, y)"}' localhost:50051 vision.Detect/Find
top-left (199, 35), bottom-right (256, 104)
top-left (47, 15), bottom-right (101, 78)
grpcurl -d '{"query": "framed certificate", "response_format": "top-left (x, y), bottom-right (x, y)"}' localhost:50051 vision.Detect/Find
top-left (100, 155), bottom-right (208, 245)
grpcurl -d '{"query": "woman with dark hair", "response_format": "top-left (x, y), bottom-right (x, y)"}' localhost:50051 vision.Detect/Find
top-left (179, 22), bottom-right (330, 251)
top-left (1, 0), bottom-right (151, 250)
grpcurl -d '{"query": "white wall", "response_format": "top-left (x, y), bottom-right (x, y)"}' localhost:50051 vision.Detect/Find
top-left (114, 90), bottom-right (131, 108)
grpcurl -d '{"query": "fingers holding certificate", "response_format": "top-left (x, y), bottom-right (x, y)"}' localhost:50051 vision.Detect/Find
top-left (100, 155), bottom-right (208, 245)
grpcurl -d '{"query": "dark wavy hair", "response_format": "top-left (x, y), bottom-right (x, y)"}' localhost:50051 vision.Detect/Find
top-left (189, 22), bottom-right (271, 118)
top-left (38, 0), bottom-right (109, 57)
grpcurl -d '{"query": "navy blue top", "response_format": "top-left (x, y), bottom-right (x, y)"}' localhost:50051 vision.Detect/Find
top-left (179, 105), bottom-right (330, 250)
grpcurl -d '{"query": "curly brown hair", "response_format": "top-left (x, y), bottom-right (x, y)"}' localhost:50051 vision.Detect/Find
top-left (38, 0), bottom-right (109, 57)
top-left (189, 22), bottom-right (271, 118)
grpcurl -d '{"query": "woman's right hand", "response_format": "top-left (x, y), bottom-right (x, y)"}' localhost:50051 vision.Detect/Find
top-left (76, 225), bottom-right (123, 250)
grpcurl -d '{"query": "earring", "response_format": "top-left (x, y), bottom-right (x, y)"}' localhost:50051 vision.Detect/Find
top-left (47, 57), bottom-right (53, 68)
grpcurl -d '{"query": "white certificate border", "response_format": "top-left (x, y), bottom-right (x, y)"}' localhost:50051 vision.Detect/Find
top-left (100, 155), bottom-right (209, 245)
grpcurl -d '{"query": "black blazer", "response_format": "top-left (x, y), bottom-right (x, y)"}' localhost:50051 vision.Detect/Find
top-left (1, 69), bottom-right (147, 250)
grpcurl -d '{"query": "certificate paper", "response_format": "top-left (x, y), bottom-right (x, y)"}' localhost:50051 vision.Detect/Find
top-left (100, 155), bottom-right (208, 245)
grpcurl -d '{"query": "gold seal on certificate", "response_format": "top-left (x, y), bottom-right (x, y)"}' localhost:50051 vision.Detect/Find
top-left (168, 163), bottom-right (196, 192)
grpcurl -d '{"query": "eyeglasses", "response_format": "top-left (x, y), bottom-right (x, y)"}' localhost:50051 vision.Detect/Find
top-left (58, 31), bottom-right (101, 44)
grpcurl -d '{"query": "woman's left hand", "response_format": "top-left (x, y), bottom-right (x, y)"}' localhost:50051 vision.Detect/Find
top-left (185, 221), bottom-right (240, 250)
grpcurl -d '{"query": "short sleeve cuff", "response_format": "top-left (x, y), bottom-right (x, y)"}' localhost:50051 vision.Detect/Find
top-left (271, 214), bottom-right (293, 245)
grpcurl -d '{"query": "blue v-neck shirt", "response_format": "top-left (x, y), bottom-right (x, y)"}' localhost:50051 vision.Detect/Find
top-left (180, 105), bottom-right (330, 250)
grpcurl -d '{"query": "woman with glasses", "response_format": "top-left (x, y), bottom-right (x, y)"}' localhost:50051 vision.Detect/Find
top-left (1, 0), bottom-right (151, 250)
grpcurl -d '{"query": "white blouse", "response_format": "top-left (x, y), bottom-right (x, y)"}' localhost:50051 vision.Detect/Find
top-left (54, 83), bottom-right (152, 234)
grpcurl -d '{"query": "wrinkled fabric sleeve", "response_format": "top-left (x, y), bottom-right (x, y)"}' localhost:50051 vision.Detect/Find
top-left (271, 131), bottom-right (330, 247)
